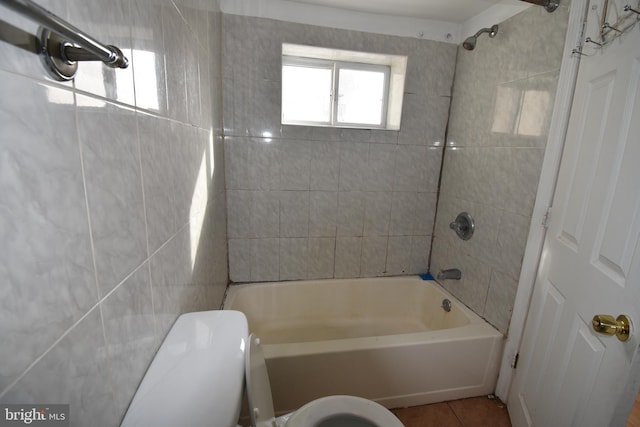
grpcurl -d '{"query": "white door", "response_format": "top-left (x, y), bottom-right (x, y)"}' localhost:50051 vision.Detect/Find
top-left (508, 2), bottom-right (640, 426)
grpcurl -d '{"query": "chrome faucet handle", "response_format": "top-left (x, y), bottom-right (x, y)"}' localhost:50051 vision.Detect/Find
top-left (450, 212), bottom-right (475, 241)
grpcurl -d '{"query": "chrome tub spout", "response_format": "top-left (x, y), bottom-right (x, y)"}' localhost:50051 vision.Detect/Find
top-left (436, 268), bottom-right (462, 280)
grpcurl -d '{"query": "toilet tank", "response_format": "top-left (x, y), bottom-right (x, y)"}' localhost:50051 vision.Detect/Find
top-left (121, 310), bottom-right (248, 427)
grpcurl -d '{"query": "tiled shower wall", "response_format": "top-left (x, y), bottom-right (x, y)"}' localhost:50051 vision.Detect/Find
top-left (223, 15), bottom-right (457, 282)
top-left (431, 5), bottom-right (570, 333)
top-left (0, 0), bottom-right (226, 425)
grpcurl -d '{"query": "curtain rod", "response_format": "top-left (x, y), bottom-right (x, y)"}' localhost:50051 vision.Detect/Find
top-left (520, 0), bottom-right (560, 13)
top-left (0, 0), bottom-right (129, 80)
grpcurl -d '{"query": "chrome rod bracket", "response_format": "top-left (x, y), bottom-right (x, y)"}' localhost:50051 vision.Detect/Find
top-left (36, 26), bottom-right (129, 81)
top-left (544, 0), bottom-right (560, 13)
top-left (1, 0), bottom-right (129, 81)
top-left (520, 0), bottom-right (560, 13)
top-left (37, 27), bottom-right (77, 81)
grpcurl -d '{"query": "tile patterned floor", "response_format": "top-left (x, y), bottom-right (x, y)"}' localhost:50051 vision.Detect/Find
top-left (392, 396), bottom-right (512, 427)
top-left (627, 393), bottom-right (640, 427)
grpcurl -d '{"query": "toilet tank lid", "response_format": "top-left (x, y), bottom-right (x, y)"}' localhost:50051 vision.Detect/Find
top-left (121, 310), bottom-right (248, 427)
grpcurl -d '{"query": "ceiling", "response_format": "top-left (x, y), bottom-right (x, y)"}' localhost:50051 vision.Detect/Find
top-left (283, 0), bottom-right (527, 23)
top-left (219, 0), bottom-right (533, 42)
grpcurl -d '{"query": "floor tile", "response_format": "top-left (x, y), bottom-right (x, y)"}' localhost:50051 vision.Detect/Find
top-left (448, 396), bottom-right (511, 427)
top-left (626, 392), bottom-right (640, 427)
top-left (393, 402), bottom-right (463, 427)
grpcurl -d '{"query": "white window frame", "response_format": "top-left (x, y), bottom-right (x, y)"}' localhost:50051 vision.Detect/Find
top-left (335, 61), bottom-right (390, 128)
top-left (281, 56), bottom-right (335, 127)
top-left (281, 44), bottom-right (407, 130)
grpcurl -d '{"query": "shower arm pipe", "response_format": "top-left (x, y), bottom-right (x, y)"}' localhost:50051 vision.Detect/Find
top-left (474, 26), bottom-right (497, 38)
top-left (0, 0), bottom-right (129, 68)
top-left (520, 0), bottom-right (560, 13)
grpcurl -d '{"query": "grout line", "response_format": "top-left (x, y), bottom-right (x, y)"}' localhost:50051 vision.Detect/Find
top-left (73, 87), bottom-right (119, 411)
top-left (0, 219), bottom-right (192, 399)
top-left (0, 304), bottom-right (99, 399)
top-left (446, 401), bottom-right (466, 427)
top-left (71, 88), bottom-right (112, 390)
top-left (0, 67), bottom-right (209, 133)
top-left (134, 110), bottom-right (158, 340)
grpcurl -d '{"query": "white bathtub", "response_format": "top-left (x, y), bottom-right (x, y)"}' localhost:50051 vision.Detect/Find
top-left (223, 276), bottom-right (504, 414)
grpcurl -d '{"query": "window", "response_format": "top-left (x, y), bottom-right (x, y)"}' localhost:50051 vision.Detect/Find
top-left (281, 44), bottom-right (407, 130)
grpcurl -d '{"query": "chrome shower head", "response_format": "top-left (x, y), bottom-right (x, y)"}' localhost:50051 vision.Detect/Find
top-left (462, 24), bottom-right (499, 51)
top-left (521, 0), bottom-right (559, 13)
top-left (462, 36), bottom-right (477, 51)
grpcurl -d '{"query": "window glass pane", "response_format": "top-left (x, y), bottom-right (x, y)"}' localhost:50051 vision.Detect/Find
top-left (282, 65), bottom-right (332, 123)
top-left (337, 68), bottom-right (385, 126)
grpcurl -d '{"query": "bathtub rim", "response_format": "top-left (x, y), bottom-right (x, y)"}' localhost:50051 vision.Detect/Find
top-left (223, 275), bottom-right (503, 358)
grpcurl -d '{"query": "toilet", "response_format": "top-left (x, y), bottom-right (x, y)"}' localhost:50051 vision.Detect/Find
top-left (120, 310), bottom-right (404, 427)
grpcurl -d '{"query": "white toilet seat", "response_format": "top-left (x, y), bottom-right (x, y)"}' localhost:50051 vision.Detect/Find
top-left (246, 334), bottom-right (404, 427)
top-left (283, 395), bottom-right (404, 427)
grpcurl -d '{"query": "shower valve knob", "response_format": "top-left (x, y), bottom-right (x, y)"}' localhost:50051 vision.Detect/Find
top-left (450, 212), bottom-right (475, 240)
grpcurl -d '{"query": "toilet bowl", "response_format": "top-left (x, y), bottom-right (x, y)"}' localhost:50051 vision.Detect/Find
top-left (246, 334), bottom-right (404, 427)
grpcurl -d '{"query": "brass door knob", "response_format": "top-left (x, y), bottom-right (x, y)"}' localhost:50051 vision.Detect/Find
top-left (592, 314), bottom-right (632, 342)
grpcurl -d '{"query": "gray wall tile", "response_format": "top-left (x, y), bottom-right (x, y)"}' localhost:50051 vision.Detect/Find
top-left (223, 16), bottom-right (454, 281)
top-left (138, 113), bottom-right (179, 252)
top-left (252, 238), bottom-right (280, 282)
top-left (337, 191), bottom-right (365, 237)
top-left (252, 191), bottom-right (281, 237)
top-left (484, 270), bottom-right (519, 334)
top-left (280, 238), bottom-right (309, 280)
top-left (0, 74), bottom-right (97, 390)
top-left (386, 236), bottom-right (412, 276)
top-left (430, 4), bottom-right (569, 333)
top-left (279, 191), bottom-right (310, 238)
top-left (308, 238), bottom-right (336, 279)
top-left (361, 236), bottom-right (389, 276)
top-left (309, 142), bottom-right (340, 190)
top-left (249, 138), bottom-right (282, 190)
top-left (389, 192), bottom-right (418, 236)
top-left (339, 142), bottom-right (369, 191)
top-left (0, 2), bottom-right (228, 424)
top-left (228, 238), bottom-right (251, 282)
top-left (2, 309), bottom-right (118, 427)
top-left (77, 97), bottom-right (147, 297)
top-left (409, 236), bottom-right (431, 274)
top-left (334, 237), bottom-right (362, 278)
top-left (101, 263), bottom-right (157, 415)
top-left (310, 192), bottom-right (338, 237)
top-left (279, 141), bottom-right (311, 190)
top-left (365, 144), bottom-right (396, 191)
top-left (363, 192), bottom-right (393, 236)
